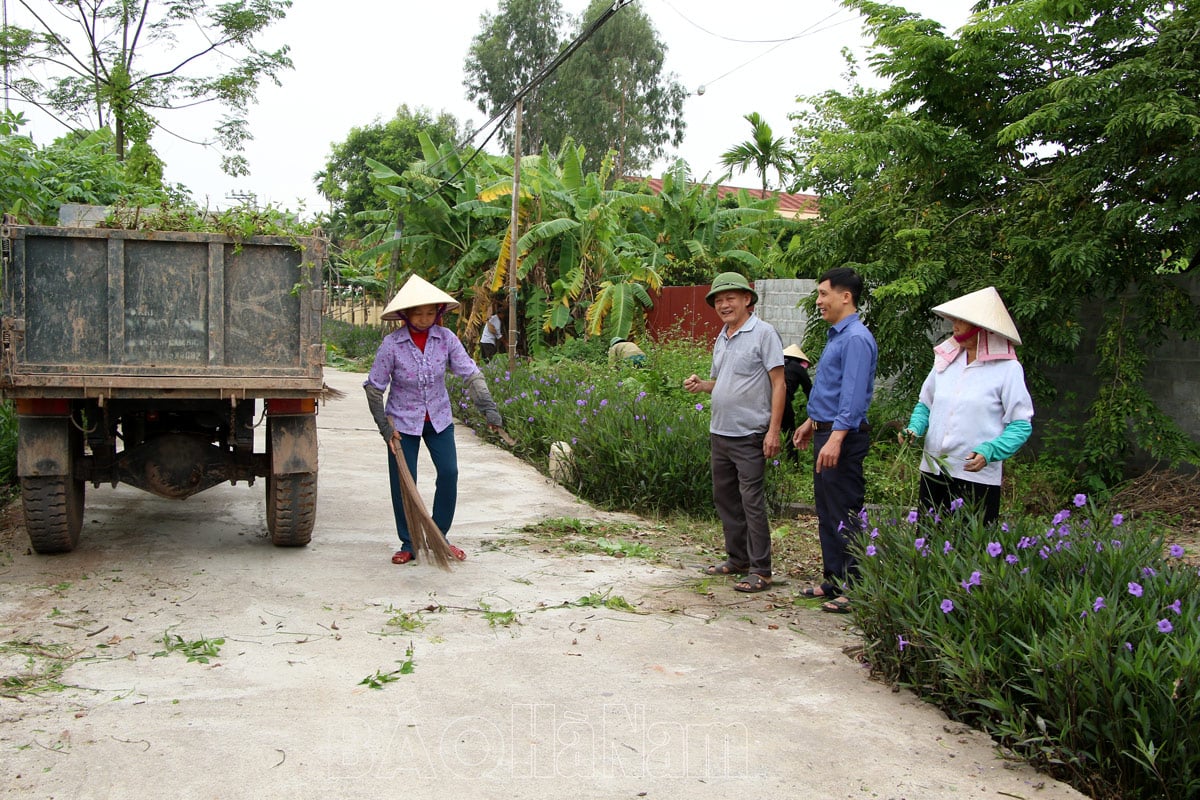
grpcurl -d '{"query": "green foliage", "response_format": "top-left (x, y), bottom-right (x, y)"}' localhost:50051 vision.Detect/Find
top-left (853, 497), bottom-right (1200, 800)
top-left (2, 0), bottom-right (293, 174)
top-left (152, 632), bottom-right (225, 664)
top-left (720, 112), bottom-right (795, 194)
top-left (463, 0), bottom-right (686, 175)
top-left (0, 112), bottom-right (173, 223)
top-left (0, 401), bottom-right (17, 488)
top-left (317, 105), bottom-right (461, 241)
top-left (323, 318), bottom-right (383, 370)
top-left (359, 643), bottom-right (416, 689)
top-left (787, 0), bottom-right (1200, 483)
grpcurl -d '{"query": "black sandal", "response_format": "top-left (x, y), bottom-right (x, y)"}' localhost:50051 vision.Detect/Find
top-left (734, 574), bottom-right (772, 593)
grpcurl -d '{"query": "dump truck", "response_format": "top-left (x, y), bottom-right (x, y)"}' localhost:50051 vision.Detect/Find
top-left (0, 220), bottom-right (327, 554)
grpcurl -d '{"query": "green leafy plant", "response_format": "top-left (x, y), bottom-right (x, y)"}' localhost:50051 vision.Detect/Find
top-left (478, 601), bottom-right (517, 628)
top-left (383, 606), bottom-right (427, 632)
top-left (852, 495), bottom-right (1200, 800)
top-left (359, 643), bottom-right (416, 689)
top-left (152, 632), bottom-right (225, 664)
top-left (574, 590), bottom-right (637, 612)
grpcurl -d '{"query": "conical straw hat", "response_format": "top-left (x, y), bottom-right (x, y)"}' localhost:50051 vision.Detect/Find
top-left (931, 286), bottom-right (1021, 345)
top-left (382, 274), bottom-right (458, 321)
top-left (783, 344), bottom-right (809, 362)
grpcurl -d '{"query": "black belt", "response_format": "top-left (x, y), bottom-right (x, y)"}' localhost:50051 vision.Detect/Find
top-left (811, 420), bottom-right (870, 433)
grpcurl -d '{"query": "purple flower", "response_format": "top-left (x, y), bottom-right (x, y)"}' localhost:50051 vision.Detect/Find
top-left (1001, 522), bottom-right (1009, 533)
top-left (1158, 619), bottom-right (1173, 634)
top-left (1128, 582), bottom-right (1143, 597)
top-left (940, 599), bottom-right (955, 614)
top-left (576, 399), bottom-right (586, 407)
top-left (1167, 599), bottom-right (1182, 615)
top-left (1073, 493), bottom-right (1087, 507)
top-left (987, 542), bottom-right (1003, 558)
top-left (694, 403), bottom-right (704, 412)
top-left (1169, 544), bottom-right (1185, 558)
top-left (865, 544), bottom-right (877, 557)
top-left (599, 398), bottom-right (608, 407)
top-left (527, 416), bottom-right (534, 422)
top-left (1005, 554), bottom-right (1019, 565)
top-left (914, 537), bottom-right (925, 550)
top-left (771, 459), bottom-right (779, 467)
top-left (897, 635), bottom-right (909, 651)
top-left (960, 571), bottom-right (982, 592)
top-left (1093, 597), bottom-right (1106, 612)
top-left (1142, 566), bottom-right (1157, 578)
top-left (1112, 513), bottom-right (1124, 527)
top-left (949, 497), bottom-right (964, 512)
top-left (906, 510), bottom-right (919, 524)
top-left (870, 528), bottom-right (880, 539)
top-left (943, 540), bottom-right (953, 554)
top-left (1053, 509), bottom-right (1070, 525)
top-left (1125, 642), bottom-right (1133, 652)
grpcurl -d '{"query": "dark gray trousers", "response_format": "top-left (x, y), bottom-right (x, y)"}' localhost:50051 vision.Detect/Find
top-left (813, 428), bottom-right (870, 596)
top-left (710, 432), bottom-right (772, 578)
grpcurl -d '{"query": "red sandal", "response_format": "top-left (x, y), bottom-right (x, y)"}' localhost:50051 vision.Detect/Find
top-left (391, 550), bottom-right (415, 565)
top-left (447, 545), bottom-right (467, 561)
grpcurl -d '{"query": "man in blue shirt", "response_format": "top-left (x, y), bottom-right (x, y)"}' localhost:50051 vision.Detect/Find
top-left (792, 268), bottom-right (877, 613)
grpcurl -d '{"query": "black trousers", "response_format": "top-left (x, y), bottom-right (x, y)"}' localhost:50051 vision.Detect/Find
top-left (918, 471), bottom-right (1001, 526)
top-left (813, 428), bottom-right (870, 596)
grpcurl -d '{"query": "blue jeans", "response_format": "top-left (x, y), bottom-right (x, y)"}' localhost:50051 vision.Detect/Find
top-left (386, 422), bottom-right (459, 552)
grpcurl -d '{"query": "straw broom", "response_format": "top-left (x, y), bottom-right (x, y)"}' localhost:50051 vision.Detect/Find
top-left (392, 447), bottom-right (454, 570)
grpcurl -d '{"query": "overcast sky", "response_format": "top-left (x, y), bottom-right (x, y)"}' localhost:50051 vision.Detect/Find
top-left (11, 0), bottom-right (974, 216)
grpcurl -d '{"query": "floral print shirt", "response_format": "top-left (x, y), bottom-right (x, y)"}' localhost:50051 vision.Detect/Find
top-left (364, 324), bottom-right (481, 436)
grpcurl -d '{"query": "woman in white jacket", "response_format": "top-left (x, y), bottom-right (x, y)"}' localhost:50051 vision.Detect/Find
top-left (901, 287), bottom-right (1034, 525)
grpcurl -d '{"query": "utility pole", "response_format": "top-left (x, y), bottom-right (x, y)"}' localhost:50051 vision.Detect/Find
top-left (507, 98), bottom-right (522, 372)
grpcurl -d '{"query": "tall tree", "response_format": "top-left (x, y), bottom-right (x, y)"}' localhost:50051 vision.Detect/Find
top-left (463, 0), bottom-right (686, 176)
top-left (720, 112), bottom-right (794, 193)
top-left (788, 0), bottom-right (1200, 485)
top-left (0, 0), bottom-right (293, 175)
top-left (463, 0), bottom-right (565, 155)
top-left (316, 105), bottom-right (460, 241)
top-left (544, 0), bottom-right (686, 176)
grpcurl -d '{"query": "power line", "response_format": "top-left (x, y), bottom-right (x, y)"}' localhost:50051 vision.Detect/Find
top-left (655, 0), bottom-right (849, 45)
top-left (410, 0), bottom-right (635, 204)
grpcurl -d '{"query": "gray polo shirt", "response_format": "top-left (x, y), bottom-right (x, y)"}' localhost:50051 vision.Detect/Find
top-left (709, 314), bottom-right (784, 437)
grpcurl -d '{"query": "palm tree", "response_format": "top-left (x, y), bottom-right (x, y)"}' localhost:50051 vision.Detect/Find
top-left (719, 112), bottom-right (795, 194)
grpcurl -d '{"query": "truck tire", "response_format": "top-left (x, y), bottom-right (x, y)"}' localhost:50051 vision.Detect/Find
top-left (266, 471), bottom-right (317, 547)
top-left (22, 475), bottom-right (84, 554)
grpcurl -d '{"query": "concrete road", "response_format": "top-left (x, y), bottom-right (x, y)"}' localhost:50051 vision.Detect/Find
top-left (0, 368), bottom-right (1088, 800)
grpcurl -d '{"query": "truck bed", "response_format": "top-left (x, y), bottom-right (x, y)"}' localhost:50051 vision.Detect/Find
top-left (2, 225), bottom-right (326, 399)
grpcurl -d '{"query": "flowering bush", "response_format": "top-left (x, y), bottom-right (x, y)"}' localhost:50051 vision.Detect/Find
top-left (853, 497), bottom-right (1200, 800)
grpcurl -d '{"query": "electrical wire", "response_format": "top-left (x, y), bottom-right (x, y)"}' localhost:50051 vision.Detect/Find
top-left (409, 0), bottom-right (635, 205)
top-left (655, 0), bottom-right (848, 45)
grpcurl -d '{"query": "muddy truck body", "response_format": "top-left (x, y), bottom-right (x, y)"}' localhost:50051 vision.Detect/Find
top-left (0, 222), bottom-right (327, 553)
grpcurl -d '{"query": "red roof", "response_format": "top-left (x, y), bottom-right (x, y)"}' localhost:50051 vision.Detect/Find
top-left (632, 177), bottom-right (819, 219)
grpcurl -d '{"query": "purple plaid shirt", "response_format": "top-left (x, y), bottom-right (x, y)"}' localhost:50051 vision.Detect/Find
top-left (364, 325), bottom-right (481, 436)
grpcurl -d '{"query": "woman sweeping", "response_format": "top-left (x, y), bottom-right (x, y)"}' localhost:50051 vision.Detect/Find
top-left (363, 275), bottom-right (503, 564)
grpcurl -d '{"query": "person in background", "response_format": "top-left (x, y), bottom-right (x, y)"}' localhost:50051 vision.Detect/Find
top-left (608, 335), bottom-right (647, 367)
top-left (793, 268), bottom-right (877, 614)
top-left (364, 275), bottom-right (503, 565)
top-left (900, 286), bottom-right (1033, 526)
top-left (781, 343), bottom-right (813, 461)
top-left (684, 272), bottom-right (786, 594)
top-left (480, 303), bottom-right (503, 361)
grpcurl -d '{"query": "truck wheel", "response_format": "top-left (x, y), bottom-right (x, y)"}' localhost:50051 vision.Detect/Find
top-left (22, 475), bottom-right (84, 554)
top-left (266, 471), bottom-right (317, 547)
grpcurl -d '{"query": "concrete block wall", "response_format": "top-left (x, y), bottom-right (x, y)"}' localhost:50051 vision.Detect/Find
top-left (755, 278), bottom-right (817, 349)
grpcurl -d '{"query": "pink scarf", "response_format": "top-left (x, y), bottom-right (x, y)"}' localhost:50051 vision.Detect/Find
top-left (933, 331), bottom-right (1016, 372)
